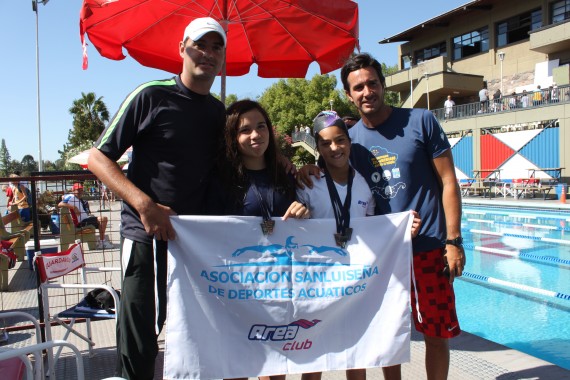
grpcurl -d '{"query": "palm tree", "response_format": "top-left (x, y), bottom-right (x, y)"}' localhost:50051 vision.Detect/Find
top-left (67, 92), bottom-right (110, 149)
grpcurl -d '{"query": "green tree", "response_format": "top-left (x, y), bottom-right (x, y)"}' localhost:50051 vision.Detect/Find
top-left (0, 139), bottom-right (12, 176)
top-left (20, 155), bottom-right (38, 174)
top-left (259, 75), bottom-right (351, 136)
top-left (10, 160), bottom-right (22, 175)
top-left (211, 93), bottom-right (239, 108)
top-left (258, 74), bottom-right (355, 165)
top-left (67, 92), bottom-right (110, 150)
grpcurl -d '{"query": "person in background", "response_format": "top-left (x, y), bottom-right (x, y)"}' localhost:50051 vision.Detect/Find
top-left (533, 85), bottom-right (543, 106)
top-left (508, 92), bottom-right (517, 109)
top-left (58, 182), bottom-right (112, 249)
top-left (342, 115), bottom-right (359, 128)
top-left (2, 184), bottom-right (14, 215)
top-left (299, 53), bottom-right (464, 380)
top-left (87, 17), bottom-right (227, 379)
top-left (478, 83), bottom-right (489, 113)
top-left (9, 174), bottom-right (31, 223)
top-left (443, 95), bottom-right (455, 120)
top-left (491, 89), bottom-right (501, 112)
top-left (298, 110), bottom-right (421, 380)
top-left (551, 83), bottom-right (559, 103)
top-left (521, 90), bottom-right (530, 108)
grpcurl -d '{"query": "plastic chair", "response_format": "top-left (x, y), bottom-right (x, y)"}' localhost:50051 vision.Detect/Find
top-left (0, 311), bottom-right (43, 380)
top-left (35, 241), bottom-right (120, 378)
top-left (0, 340), bottom-right (84, 380)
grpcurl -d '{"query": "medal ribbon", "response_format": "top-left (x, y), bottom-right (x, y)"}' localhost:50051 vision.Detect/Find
top-left (250, 181), bottom-right (274, 224)
top-left (323, 167), bottom-right (353, 236)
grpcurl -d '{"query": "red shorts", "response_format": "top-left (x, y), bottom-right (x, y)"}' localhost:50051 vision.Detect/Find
top-left (410, 247), bottom-right (460, 338)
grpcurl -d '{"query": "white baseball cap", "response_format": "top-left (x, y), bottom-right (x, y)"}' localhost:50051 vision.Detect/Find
top-left (183, 17), bottom-right (226, 47)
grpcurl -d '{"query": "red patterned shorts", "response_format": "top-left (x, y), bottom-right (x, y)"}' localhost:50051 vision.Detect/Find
top-left (410, 247), bottom-right (461, 338)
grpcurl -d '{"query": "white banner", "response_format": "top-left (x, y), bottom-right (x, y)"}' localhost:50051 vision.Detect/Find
top-left (164, 213), bottom-right (413, 379)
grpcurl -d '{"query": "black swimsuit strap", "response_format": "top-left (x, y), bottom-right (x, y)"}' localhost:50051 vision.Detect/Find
top-left (250, 181), bottom-right (274, 222)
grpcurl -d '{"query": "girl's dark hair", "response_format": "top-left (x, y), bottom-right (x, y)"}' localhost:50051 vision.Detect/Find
top-left (222, 100), bottom-right (294, 208)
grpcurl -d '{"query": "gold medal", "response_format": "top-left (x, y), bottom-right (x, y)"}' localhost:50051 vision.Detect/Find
top-left (334, 228), bottom-right (353, 248)
top-left (261, 219), bottom-right (275, 235)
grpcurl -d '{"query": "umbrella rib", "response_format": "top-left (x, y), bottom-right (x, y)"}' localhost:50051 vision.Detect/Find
top-left (248, 0), bottom-right (314, 60)
top-left (237, 0), bottom-right (356, 62)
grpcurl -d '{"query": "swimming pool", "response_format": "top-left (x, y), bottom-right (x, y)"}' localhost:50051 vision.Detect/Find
top-left (458, 204), bottom-right (570, 370)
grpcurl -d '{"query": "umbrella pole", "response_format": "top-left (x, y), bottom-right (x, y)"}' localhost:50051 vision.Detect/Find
top-left (221, 61), bottom-right (226, 106)
top-left (220, 15), bottom-right (228, 106)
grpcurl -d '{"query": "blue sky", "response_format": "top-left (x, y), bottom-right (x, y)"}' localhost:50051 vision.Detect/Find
top-left (0, 0), bottom-right (467, 162)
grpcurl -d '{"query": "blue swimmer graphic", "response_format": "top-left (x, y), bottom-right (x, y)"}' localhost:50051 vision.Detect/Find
top-left (232, 236), bottom-right (299, 261)
top-left (300, 244), bottom-right (347, 257)
top-left (231, 236), bottom-right (348, 265)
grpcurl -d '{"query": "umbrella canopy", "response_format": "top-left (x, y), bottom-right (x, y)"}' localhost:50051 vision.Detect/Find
top-left (68, 147), bottom-right (131, 168)
top-left (80, 0), bottom-right (359, 79)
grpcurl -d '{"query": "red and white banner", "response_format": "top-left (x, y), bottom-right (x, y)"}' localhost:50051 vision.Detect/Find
top-left (36, 243), bottom-right (84, 282)
top-left (164, 213), bottom-right (413, 379)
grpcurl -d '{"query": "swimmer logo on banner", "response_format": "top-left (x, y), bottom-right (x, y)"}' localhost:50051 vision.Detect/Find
top-left (164, 213), bottom-right (413, 379)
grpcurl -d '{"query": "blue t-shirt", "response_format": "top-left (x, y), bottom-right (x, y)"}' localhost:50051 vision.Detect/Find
top-left (241, 169), bottom-right (295, 217)
top-left (349, 107), bottom-right (450, 252)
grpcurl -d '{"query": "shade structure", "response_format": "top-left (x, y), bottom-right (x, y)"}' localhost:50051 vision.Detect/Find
top-left (80, 0), bottom-right (359, 79)
top-left (68, 147), bottom-right (131, 168)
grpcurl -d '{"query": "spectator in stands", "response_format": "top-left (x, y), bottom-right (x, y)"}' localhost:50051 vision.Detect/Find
top-left (2, 184), bottom-right (14, 215)
top-left (444, 95), bottom-right (455, 120)
top-left (492, 89), bottom-right (502, 112)
top-left (9, 174), bottom-right (31, 223)
top-left (521, 90), bottom-right (530, 108)
top-left (508, 92), bottom-right (517, 109)
top-left (551, 83), bottom-right (559, 103)
top-left (479, 83), bottom-right (489, 112)
top-left (533, 85), bottom-right (543, 106)
top-left (58, 182), bottom-right (112, 249)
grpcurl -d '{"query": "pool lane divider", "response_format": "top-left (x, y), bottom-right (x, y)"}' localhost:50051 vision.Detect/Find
top-left (464, 243), bottom-right (570, 268)
top-left (470, 229), bottom-right (570, 245)
top-left (468, 219), bottom-right (570, 231)
top-left (462, 271), bottom-right (570, 301)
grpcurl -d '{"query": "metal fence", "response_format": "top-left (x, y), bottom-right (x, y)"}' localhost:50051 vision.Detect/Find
top-left (433, 84), bottom-right (570, 122)
top-left (0, 171), bottom-right (122, 348)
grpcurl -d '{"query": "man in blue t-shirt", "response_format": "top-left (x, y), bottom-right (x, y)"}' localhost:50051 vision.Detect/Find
top-left (299, 53), bottom-right (465, 380)
top-left (341, 53), bottom-right (464, 380)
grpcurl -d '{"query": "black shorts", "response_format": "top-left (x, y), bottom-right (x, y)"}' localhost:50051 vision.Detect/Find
top-left (78, 216), bottom-right (99, 228)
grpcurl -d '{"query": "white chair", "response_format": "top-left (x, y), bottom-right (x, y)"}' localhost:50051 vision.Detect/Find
top-left (35, 241), bottom-right (120, 378)
top-left (0, 311), bottom-right (43, 380)
top-left (0, 339), bottom-right (84, 380)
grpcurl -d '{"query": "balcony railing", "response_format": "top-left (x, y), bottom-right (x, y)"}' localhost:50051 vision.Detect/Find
top-left (433, 84), bottom-right (570, 122)
top-left (291, 131), bottom-right (316, 150)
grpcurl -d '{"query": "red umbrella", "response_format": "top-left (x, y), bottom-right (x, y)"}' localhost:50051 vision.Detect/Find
top-left (80, 0), bottom-right (359, 81)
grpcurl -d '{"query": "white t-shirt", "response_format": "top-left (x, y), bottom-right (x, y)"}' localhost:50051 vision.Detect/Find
top-left (444, 99), bottom-right (455, 114)
top-left (61, 194), bottom-right (90, 222)
top-left (297, 169), bottom-right (375, 219)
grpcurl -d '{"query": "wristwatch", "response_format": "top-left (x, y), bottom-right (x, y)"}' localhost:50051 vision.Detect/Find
top-left (445, 236), bottom-right (463, 247)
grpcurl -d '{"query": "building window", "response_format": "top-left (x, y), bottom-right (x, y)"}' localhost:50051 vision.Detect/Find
top-left (552, 0), bottom-right (570, 23)
top-left (414, 42), bottom-right (447, 64)
top-left (453, 27), bottom-right (489, 60)
top-left (497, 9), bottom-right (542, 47)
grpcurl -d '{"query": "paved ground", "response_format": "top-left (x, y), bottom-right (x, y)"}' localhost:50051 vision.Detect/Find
top-left (1, 198), bottom-right (569, 379)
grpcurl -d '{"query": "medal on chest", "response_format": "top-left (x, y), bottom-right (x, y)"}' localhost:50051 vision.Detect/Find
top-left (251, 182), bottom-right (275, 235)
top-left (324, 168), bottom-right (354, 248)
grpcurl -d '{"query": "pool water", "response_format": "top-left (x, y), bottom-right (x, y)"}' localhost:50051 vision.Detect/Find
top-left (458, 206), bottom-right (570, 370)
